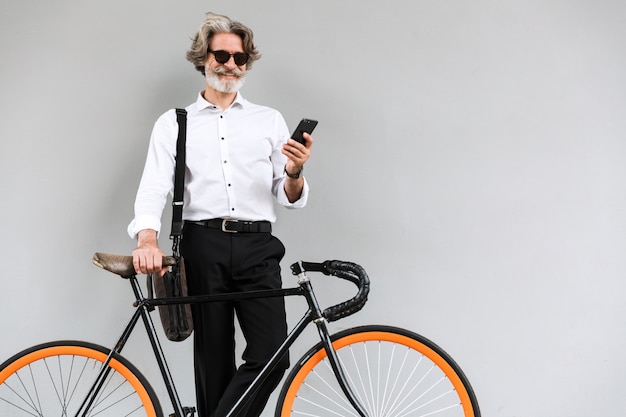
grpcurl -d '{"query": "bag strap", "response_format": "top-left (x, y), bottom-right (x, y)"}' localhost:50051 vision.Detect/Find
top-left (171, 108), bottom-right (187, 248)
top-left (147, 108), bottom-right (187, 300)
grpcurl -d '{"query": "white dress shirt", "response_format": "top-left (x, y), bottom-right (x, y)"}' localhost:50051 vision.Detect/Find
top-left (127, 92), bottom-right (309, 238)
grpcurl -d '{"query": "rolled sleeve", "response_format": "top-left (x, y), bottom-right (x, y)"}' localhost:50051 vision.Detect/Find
top-left (127, 215), bottom-right (163, 239)
top-left (275, 176), bottom-right (309, 209)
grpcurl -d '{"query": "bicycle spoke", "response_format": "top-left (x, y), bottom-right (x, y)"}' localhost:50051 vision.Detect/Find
top-left (66, 357), bottom-right (93, 412)
top-left (347, 344), bottom-right (374, 414)
top-left (379, 342), bottom-right (399, 415)
top-left (0, 378), bottom-right (40, 416)
top-left (303, 363), bottom-right (359, 417)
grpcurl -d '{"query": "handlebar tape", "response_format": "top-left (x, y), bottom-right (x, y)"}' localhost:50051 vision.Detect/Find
top-left (292, 260), bottom-right (371, 322)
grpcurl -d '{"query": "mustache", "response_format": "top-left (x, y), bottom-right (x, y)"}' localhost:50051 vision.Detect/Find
top-left (212, 66), bottom-right (246, 77)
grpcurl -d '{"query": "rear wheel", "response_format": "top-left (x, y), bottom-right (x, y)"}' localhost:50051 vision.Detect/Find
top-left (276, 325), bottom-right (480, 417)
top-left (0, 340), bottom-right (162, 416)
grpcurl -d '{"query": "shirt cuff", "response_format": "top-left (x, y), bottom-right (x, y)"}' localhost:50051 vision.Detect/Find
top-left (127, 215), bottom-right (162, 239)
top-left (276, 177), bottom-right (309, 209)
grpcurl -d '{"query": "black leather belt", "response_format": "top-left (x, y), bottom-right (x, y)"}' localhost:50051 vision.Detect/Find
top-left (186, 219), bottom-right (272, 233)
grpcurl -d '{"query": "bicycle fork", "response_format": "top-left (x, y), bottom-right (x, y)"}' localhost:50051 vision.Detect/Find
top-left (295, 266), bottom-right (370, 417)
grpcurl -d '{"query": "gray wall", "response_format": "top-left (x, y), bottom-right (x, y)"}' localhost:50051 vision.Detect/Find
top-left (2, 1), bottom-right (625, 416)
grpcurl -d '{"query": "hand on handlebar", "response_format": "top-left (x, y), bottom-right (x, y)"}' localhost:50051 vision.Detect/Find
top-left (133, 229), bottom-right (168, 275)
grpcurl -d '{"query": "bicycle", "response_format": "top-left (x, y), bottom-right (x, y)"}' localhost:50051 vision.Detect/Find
top-left (0, 252), bottom-right (481, 417)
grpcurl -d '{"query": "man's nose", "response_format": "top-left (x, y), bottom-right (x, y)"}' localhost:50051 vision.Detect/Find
top-left (223, 56), bottom-right (237, 68)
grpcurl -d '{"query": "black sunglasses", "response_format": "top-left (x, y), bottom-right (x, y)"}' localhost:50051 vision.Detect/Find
top-left (208, 50), bottom-right (250, 66)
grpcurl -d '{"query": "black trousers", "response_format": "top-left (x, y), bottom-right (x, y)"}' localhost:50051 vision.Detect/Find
top-left (181, 223), bottom-right (290, 417)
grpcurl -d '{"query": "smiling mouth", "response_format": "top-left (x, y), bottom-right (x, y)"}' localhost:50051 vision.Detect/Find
top-left (213, 66), bottom-right (245, 78)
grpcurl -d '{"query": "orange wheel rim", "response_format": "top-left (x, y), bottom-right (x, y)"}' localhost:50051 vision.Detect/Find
top-left (281, 331), bottom-right (474, 417)
top-left (0, 345), bottom-right (157, 417)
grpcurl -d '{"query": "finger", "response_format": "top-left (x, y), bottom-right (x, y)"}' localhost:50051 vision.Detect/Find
top-left (153, 254), bottom-right (163, 271)
top-left (133, 257), bottom-right (142, 274)
top-left (284, 139), bottom-right (304, 153)
top-left (281, 147), bottom-right (297, 160)
top-left (283, 153), bottom-right (306, 169)
top-left (302, 133), bottom-right (314, 148)
top-left (133, 251), bottom-right (146, 274)
top-left (283, 142), bottom-right (309, 160)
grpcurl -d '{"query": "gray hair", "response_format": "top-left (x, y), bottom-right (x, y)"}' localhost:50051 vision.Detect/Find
top-left (186, 12), bottom-right (261, 75)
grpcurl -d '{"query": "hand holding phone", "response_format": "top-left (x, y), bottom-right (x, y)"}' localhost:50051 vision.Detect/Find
top-left (291, 118), bottom-right (318, 145)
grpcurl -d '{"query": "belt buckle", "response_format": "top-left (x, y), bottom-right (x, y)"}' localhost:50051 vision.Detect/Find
top-left (221, 219), bottom-right (238, 233)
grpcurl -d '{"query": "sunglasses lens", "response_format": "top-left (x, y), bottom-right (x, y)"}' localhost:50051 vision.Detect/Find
top-left (233, 53), bottom-right (249, 66)
top-left (213, 51), bottom-right (230, 64)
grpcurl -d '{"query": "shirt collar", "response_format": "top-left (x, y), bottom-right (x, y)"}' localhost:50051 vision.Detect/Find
top-left (195, 90), bottom-right (247, 111)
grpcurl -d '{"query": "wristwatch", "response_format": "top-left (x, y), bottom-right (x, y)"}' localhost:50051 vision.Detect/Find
top-left (284, 165), bottom-right (303, 179)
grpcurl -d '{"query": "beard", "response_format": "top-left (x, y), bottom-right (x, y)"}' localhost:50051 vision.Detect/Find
top-left (205, 66), bottom-right (246, 93)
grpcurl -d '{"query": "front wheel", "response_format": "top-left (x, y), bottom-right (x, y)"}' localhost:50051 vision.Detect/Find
top-left (0, 340), bottom-right (162, 417)
top-left (276, 325), bottom-right (480, 417)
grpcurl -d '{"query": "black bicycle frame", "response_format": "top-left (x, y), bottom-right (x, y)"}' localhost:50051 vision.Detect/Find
top-left (76, 271), bottom-right (369, 417)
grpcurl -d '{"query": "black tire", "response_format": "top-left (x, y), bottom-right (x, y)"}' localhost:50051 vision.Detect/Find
top-left (276, 325), bottom-right (480, 417)
top-left (0, 340), bottom-right (163, 417)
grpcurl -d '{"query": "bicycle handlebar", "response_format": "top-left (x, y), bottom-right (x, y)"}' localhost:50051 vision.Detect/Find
top-left (290, 260), bottom-right (370, 322)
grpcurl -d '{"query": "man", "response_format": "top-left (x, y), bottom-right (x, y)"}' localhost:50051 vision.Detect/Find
top-left (128, 12), bottom-right (313, 417)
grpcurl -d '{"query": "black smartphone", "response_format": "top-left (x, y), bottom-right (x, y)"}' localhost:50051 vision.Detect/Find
top-left (291, 118), bottom-right (318, 145)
